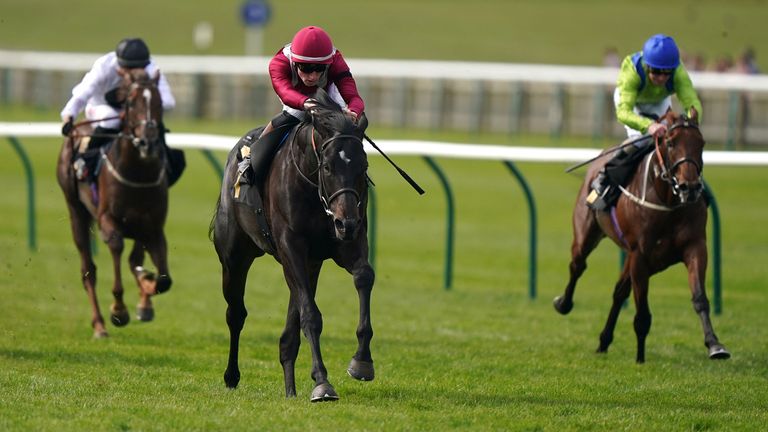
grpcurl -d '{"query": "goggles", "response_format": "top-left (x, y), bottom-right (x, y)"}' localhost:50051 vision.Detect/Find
top-left (296, 63), bottom-right (327, 73)
top-left (649, 67), bottom-right (674, 76)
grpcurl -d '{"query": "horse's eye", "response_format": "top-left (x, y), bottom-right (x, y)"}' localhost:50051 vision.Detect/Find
top-left (322, 162), bottom-right (331, 173)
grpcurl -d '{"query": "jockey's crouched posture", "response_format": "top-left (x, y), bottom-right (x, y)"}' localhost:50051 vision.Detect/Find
top-left (587, 34), bottom-right (704, 211)
top-left (237, 25), bottom-right (365, 186)
top-left (60, 38), bottom-right (184, 185)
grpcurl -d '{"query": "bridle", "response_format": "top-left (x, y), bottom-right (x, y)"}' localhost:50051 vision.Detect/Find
top-left (653, 115), bottom-right (704, 203)
top-left (122, 82), bottom-right (161, 158)
top-left (292, 127), bottom-right (365, 217)
top-left (101, 78), bottom-right (166, 188)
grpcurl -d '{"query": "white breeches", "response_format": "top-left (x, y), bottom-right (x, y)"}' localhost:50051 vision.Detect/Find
top-left (84, 103), bottom-right (122, 129)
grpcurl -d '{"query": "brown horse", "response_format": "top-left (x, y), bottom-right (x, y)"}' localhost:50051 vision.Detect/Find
top-left (554, 108), bottom-right (730, 363)
top-left (56, 69), bottom-right (171, 338)
top-left (210, 89), bottom-right (374, 402)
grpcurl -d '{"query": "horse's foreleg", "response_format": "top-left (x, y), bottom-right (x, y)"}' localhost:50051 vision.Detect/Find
top-left (347, 258), bottom-right (375, 381)
top-left (128, 241), bottom-right (154, 322)
top-left (281, 252), bottom-right (337, 402)
top-left (684, 244), bottom-right (730, 360)
top-left (597, 262), bottom-right (632, 354)
top-left (279, 293), bottom-right (301, 398)
top-left (66, 203), bottom-right (105, 338)
top-left (142, 232), bottom-right (172, 296)
top-left (629, 255), bottom-right (652, 363)
top-left (554, 202), bottom-right (604, 315)
top-left (100, 215), bottom-right (129, 329)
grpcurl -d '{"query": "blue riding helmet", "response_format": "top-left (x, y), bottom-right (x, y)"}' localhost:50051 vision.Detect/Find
top-left (642, 34), bottom-right (680, 70)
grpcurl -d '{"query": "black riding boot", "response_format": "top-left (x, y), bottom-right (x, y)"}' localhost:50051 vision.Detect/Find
top-left (87, 126), bottom-right (119, 151)
top-left (586, 136), bottom-right (653, 210)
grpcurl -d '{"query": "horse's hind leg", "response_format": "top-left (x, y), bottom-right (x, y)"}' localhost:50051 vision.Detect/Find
top-left (597, 262), bottom-right (632, 354)
top-left (684, 242), bottom-right (730, 360)
top-left (220, 251), bottom-right (254, 390)
top-left (554, 200), bottom-right (604, 315)
top-left (66, 202), bottom-right (107, 338)
top-left (128, 241), bottom-right (154, 322)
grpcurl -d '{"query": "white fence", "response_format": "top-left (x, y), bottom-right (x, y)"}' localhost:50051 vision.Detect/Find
top-left (2, 122), bottom-right (768, 166)
top-left (2, 50), bottom-right (768, 144)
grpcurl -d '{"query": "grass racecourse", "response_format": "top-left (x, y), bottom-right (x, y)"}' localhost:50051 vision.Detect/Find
top-left (2, 1), bottom-right (768, 431)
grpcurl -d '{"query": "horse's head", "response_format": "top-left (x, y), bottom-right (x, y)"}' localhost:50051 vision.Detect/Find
top-left (118, 68), bottom-right (163, 158)
top-left (657, 108), bottom-right (705, 204)
top-left (308, 89), bottom-right (369, 241)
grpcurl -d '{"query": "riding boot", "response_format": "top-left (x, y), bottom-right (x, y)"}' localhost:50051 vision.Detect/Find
top-left (87, 126), bottom-right (119, 151)
top-left (249, 122), bottom-right (284, 185)
top-left (586, 137), bottom-right (654, 210)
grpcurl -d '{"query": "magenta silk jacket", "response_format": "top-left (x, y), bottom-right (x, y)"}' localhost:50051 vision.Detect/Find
top-left (268, 48), bottom-right (365, 116)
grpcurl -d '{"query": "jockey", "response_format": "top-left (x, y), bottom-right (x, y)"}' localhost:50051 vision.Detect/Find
top-left (587, 34), bottom-right (703, 211)
top-left (245, 25), bottom-right (365, 183)
top-left (60, 38), bottom-right (175, 150)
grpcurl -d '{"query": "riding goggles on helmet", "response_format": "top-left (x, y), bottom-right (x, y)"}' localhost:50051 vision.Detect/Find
top-left (297, 63), bottom-right (327, 73)
top-left (649, 67), bottom-right (674, 76)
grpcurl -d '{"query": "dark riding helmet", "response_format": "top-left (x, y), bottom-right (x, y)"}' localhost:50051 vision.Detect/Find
top-left (116, 38), bottom-right (150, 69)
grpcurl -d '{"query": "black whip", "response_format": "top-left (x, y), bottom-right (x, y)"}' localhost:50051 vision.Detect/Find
top-left (363, 134), bottom-right (425, 195)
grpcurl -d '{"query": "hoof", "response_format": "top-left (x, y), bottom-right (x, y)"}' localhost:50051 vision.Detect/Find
top-left (553, 295), bottom-right (573, 315)
top-left (223, 368), bottom-right (240, 389)
top-left (310, 383), bottom-right (339, 403)
top-left (93, 329), bottom-right (109, 339)
top-left (109, 304), bottom-right (130, 327)
top-left (347, 358), bottom-right (375, 381)
top-left (155, 274), bottom-right (172, 295)
top-left (136, 305), bottom-right (155, 322)
top-left (708, 345), bottom-right (731, 360)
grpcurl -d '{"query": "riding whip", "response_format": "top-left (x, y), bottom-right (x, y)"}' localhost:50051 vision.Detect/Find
top-left (564, 133), bottom-right (651, 173)
top-left (363, 134), bottom-right (425, 195)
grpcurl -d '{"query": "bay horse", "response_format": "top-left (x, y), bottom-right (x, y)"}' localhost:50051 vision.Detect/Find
top-left (56, 68), bottom-right (172, 338)
top-left (210, 89), bottom-right (375, 402)
top-left (554, 108), bottom-right (730, 363)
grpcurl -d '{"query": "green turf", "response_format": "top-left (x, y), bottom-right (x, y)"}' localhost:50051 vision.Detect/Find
top-left (1, 0), bottom-right (766, 70)
top-left (0, 129), bottom-right (766, 430)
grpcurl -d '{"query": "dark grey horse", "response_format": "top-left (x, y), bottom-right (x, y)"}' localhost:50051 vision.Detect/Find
top-left (210, 89), bottom-right (375, 401)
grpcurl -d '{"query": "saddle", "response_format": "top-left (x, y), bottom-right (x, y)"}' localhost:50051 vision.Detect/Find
top-left (231, 125), bottom-right (288, 254)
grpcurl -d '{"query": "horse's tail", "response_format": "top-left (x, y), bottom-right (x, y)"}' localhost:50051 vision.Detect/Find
top-left (208, 195), bottom-right (221, 242)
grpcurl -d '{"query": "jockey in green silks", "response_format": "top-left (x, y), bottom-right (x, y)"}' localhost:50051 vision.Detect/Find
top-left (587, 33), bottom-right (704, 211)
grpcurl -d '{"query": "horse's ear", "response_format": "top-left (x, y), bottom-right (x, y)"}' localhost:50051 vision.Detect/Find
top-left (152, 69), bottom-right (161, 85)
top-left (689, 106), bottom-right (699, 123)
top-left (356, 112), bottom-right (369, 134)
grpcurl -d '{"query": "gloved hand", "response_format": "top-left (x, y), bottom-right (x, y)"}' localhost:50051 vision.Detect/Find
top-left (61, 117), bottom-right (74, 136)
top-left (648, 122), bottom-right (668, 138)
top-left (303, 98), bottom-right (319, 112)
top-left (342, 107), bottom-right (358, 123)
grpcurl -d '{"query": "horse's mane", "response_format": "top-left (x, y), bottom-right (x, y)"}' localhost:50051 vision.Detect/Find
top-left (304, 88), bottom-right (356, 136)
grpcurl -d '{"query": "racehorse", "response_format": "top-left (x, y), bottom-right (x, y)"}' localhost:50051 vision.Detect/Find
top-left (553, 108), bottom-right (730, 363)
top-left (56, 68), bottom-right (172, 338)
top-left (210, 89), bottom-right (375, 402)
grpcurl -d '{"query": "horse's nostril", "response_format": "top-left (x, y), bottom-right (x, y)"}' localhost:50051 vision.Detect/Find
top-left (334, 218), bottom-right (345, 232)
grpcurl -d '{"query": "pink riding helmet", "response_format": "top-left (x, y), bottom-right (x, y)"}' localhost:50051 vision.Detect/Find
top-left (289, 26), bottom-right (336, 64)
